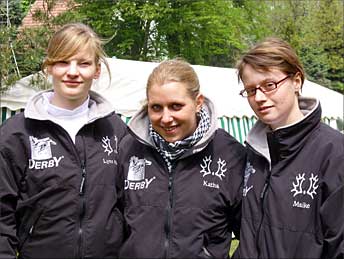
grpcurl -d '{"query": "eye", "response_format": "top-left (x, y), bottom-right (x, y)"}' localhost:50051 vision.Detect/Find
top-left (55, 60), bottom-right (69, 65)
top-left (171, 103), bottom-right (183, 111)
top-left (245, 88), bottom-right (256, 96)
top-left (80, 61), bottom-right (91, 67)
top-left (150, 104), bottom-right (161, 112)
top-left (262, 82), bottom-right (276, 90)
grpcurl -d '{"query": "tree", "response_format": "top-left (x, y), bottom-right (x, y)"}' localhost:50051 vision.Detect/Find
top-left (261, 0), bottom-right (343, 93)
top-left (1, 0), bottom-right (342, 94)
top-left (0, 0), bottom-right (25, 91)
top-left (71, 0), bottom-right (256, 67)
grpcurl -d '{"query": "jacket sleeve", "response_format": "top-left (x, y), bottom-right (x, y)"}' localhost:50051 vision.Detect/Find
top-left (227, 140), bottom-right (247, 240)
top-left (320, 152), bottom-right (344, 259)
top-left (0, 151), bottom-right (19, 258)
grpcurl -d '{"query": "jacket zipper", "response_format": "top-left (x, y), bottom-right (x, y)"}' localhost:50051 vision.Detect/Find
top-left (47, 121), bottom-right (88, 259)
top-left (77, 163), bottom-right (87, 259)
top-left (164, 165), bottom-right (174, 259)
top-left (256, 170), bottom-right (271, 259)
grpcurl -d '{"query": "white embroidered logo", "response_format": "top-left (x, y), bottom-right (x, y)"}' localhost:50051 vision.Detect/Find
top-left (29, 136), bottom-right (64, 170)
top-left (125, 156), bottom-right (155, 190)
top-left (291, 173), bottom-right (319, 199)
top-left (200, 156), bottom-right (226, 180)
top-left (243, 162), bottom-right (256, 197)
top-left (102, 136), bottom-right (118, 156)
top-left (30, 136), bottom-right (56, 160)
top-left (291, 173), bottom-right (319, 209)
top-left (200, 155), bottom-right (226, 189)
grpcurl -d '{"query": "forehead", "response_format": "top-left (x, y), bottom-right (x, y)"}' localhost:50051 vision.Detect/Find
top-left (148, 81), bottom-right (192, 102)
top-left (242, 65), bottom-right (285, 84)
top-left (67, 48), bottom-right (96, 61)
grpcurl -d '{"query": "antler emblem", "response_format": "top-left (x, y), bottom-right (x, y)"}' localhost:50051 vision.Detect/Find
top-left (200, 156), bottom-right (227, 180)
top-left (291, 173), bottom-right (319, 199)
top-left (102, 136), bottom-right (113, 156)
top-left (307, 173), bottom-right (319, 199)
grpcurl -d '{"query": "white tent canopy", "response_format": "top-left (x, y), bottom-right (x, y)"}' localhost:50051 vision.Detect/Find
top-left (1, 58), bottom-right (343, 120)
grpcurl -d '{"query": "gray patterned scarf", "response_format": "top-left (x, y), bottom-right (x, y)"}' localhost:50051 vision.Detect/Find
top-left (149, 107), bottom-right (210, 172)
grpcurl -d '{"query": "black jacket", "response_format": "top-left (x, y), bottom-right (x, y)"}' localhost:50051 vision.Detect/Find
top-left (234, 97), bottom-right (344, 259)
top-left (0, 90), bottom-right (128, 259)
top-left (118, 98), bottom-right (246, 258)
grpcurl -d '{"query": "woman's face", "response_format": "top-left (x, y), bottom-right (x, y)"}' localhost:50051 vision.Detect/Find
top-left (241, 64), bottom-right (303, 130)
top-left (48, 48), bottom-right (100, 110)
top-left (147, 81), bottom-right (204, 143)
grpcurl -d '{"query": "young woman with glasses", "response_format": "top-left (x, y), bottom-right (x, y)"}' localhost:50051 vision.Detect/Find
top-left (234, 37), bottom-right (344, 259)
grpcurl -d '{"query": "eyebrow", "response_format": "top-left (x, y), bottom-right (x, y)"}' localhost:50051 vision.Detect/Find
top-left (245, 78), bottom-right (275, 88)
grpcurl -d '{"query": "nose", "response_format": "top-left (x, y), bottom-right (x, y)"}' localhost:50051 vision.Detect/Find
top-left (67, 62), bottom-right (79, 76)
top-left (254, 88), bottom-right (267, 102)
top-left (161, 109), bottom-right (173, 124)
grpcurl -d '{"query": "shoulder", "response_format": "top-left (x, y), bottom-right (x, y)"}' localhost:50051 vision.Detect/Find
top-left (95, 112), bottom-right (129, 140)
top-left (0, 113), bottom-right (30, 157)
top-left (213, 129), bottom-right (246, 150)
top-left (0, 112), bottom-right (26, 137)
top-left (205, 129), bottom-right (246, 159)
top-left (315, 123), bottom-right (344, 150)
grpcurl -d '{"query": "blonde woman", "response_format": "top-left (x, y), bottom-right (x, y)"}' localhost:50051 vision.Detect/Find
top-left (0, 23), bottom-right (127, 258)
top-left (118, 59), bottom-right (246, 258)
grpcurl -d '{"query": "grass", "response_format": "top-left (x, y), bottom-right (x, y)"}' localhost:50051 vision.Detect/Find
top-left (229, 240), bottom-right (239, 257)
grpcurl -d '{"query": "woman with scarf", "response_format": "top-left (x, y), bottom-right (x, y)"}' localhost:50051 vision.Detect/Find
top-left (117, 59), bottom-right (246, 258)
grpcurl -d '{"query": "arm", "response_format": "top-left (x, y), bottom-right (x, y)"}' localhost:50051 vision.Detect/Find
top-left (320, 153), bottom-right (344, 259)
top-left (0, 152), bottom-right (19, 258)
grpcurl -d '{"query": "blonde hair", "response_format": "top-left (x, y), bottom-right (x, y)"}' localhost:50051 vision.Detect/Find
top-left (146, 59), bottom-right (200, 100)
top-left (42, 23), bottom-right (110, 76)
top-left (236, 37), bottom-right (305, 87)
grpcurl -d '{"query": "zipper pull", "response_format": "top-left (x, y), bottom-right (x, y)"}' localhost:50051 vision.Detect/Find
top-left (260, 182), bottom-right (268, 199)
top-left (79, 166), bottom-right (86, 195)
top-left (29, 225), bottom-right (34, 236)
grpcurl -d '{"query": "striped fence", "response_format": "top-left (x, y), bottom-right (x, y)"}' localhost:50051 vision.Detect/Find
top-left (1, 107), bottom-right (341, 144)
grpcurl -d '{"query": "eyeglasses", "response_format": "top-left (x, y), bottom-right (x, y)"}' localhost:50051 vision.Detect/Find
top-left (239, 75), bottom-right (291, 97)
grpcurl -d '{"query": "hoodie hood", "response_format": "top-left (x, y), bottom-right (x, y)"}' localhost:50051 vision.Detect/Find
top-left (128, 96), bottom-right (218, 149)
top-left (24, 89), bottom-right (115, 124)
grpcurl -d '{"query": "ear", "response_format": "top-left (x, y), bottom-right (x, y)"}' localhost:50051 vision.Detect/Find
top-left (46, 65), bottom-right (52, 75)
top-left (195, 94), bottom-right (204, 112)
top-left (94, 63), bottom-right (101, 79)
top-left (292, 73), bottom-right (302, 95)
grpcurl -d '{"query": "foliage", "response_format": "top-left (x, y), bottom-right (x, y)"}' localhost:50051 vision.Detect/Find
top-left (0, 26), bottom-right (18, 92)
top-left (71, 0), bottom-right (258, 67)
top-left (0, 0), bottom-right (66, 92)
top-left (1, 0), bottom-right (343, 94)
top-left (0, 0), bottom-right (25, 25)
top-left (261, 0), bottom-right (343, 93)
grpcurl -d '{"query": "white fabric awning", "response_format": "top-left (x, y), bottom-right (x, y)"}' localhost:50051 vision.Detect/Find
top-left (1, 58), bottom-right (343, 119)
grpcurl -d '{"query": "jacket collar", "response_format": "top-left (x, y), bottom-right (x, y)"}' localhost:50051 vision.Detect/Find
top-left (128, 96), bottom-right (218, 155)
top-left (246, 96), bottom-right (321, 165)
top-left (24, 89), bottom-right (115, 124)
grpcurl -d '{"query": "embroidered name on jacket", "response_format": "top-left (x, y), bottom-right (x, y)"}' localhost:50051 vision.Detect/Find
top-left (29, 136), bottom-right (64, 169)
top-left (200, 155), bottom-right (226, 189)
top-left (125, 156), bottom-right (155, 191)
top-left (290, 173), bottom-right (319, 209)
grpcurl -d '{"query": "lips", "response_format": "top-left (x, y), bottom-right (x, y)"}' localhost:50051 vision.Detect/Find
top-left (162, 125), bottom-right (178, 134)
top-left (258, 105), bottom-right (273, 112)
top-left (63, 80), bottom-right (82, 86)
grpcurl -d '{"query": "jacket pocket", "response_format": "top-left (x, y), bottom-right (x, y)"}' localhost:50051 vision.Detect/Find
top-left (17, 205), bottom-right (45, 251)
